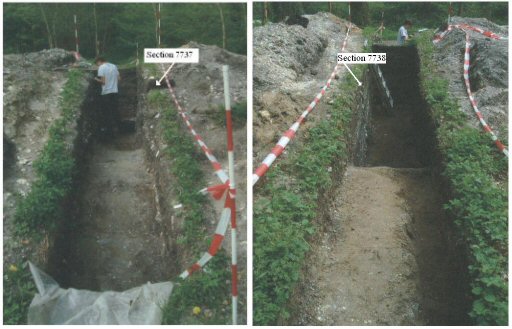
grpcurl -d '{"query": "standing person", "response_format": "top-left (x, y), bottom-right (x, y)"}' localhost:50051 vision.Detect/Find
top-left (397, 20), bottom-right (412, 45)
top-left (94, 56), bottom-right (121, 138)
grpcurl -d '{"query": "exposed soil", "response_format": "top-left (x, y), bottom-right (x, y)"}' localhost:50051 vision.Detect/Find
top-left (297, 166), bottom-right (468, 325)
top-left (433, 17), bottom-right (508, 138)
top-left (50, 70), bottom-right (177, 291)
top-left (293, 46), bottom-right (469, 325)
top-left (253, 13), bottom-right (364, 157)
top-left (151, 44), bottom-right (248, 316)
top-left (3, 49), bottom-right (89, 269)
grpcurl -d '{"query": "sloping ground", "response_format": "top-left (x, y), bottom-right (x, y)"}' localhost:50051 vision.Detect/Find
top-left (3, 49), bottom-right (88, 268)
top-left (433, 16), bottom-right (508, 138)
top-left (143, 43), bottom-right (247, 322)
top-left (253, 13), bottom-right (365, 325)
top-left (158, 44), bottom-right (248, 262)
top-left (253, 13), bottom-right (364, 155)
top-left (419, 22), bottom-right (508, 325)
top-left (3, 49), bottom-right (90, 324)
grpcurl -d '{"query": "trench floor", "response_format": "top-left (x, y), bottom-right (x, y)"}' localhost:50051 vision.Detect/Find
top-left (53, 72), bottom-right (176, 292)
top-left (300, 165), bottom-right (467, 325)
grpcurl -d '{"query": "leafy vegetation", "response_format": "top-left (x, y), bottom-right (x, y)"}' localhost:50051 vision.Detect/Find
top-left (3, 262), bottom-right (37, 325)
top-left (211, 101), bottom-right (247, 128)
top-left (147, 88), bottom-right (232, 324)
top-left (148, 89), bottom-right (208, 245)
top-left (6, 69), bottom-right (85, 324)
top-left (4, 3), bottom-right (246, 60)
top-left (416, 31), bottom-right (508, 325)
top-left (255, 2), bottom-right (507, 28)
top-left (253, 65), bottom-right (363, 325)
top-left (14, 69), bottom-right (84, 239)
top-left (161, 251), bottom-right (231, 325)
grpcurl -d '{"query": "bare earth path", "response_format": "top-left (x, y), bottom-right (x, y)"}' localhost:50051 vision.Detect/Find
top-left (299, 166), bottom-right (467, 325)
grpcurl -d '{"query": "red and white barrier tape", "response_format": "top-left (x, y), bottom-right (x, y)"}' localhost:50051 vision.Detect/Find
top-left (433, 23), bottom-right (505, 43)
top-left (179, 191), bottom-right (234, 279)
top-left (73, 14), bottom-right (80, 54)
top-left (252, 24), bottom-right (352, 186)
top-left (156, 4), bottom-right (161, 48)
top-left (161, 64), bottom-right (238, 323)
top-left (161, 65), bottom-right (230, 183)
top-left (433, 25), bottom-right (508, 157)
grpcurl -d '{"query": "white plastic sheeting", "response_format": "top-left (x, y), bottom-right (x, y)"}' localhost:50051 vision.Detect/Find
top-left (27, 262), bottom-right (173, 324)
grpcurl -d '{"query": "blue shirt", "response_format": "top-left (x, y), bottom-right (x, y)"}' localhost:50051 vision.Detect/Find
top-left (98, 63), bottom-right (119, 95)
top-left (397, 26), bottom-right (408, 45)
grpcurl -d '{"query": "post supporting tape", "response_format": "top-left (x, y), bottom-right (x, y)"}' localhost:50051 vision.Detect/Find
top-left (223, 65), bottom-right (237, 325)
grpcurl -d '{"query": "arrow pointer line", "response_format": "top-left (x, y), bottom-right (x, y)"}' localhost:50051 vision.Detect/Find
top-left (342, 62), bottom-right (362, 86)
top-left (156, 62), bottom-right (176, 86)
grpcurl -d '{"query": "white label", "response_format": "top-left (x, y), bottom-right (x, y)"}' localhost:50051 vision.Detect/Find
top-left (144, 48), bottom-right (199, 63)
top-left (337, 53), bottom-right (386, 64)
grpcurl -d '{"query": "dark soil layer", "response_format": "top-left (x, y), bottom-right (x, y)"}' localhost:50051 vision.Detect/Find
top-left (49, 69), bottom-right (177, 291)
top-left (366, 45), bottom-right (435, 168)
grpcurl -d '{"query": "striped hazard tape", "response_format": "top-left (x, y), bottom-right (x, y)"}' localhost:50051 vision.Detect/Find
top-left (161, 64), bottom-right (230, 183)
top-left (462, 33), bottom-right (508, 156)
top-left (433, 25), bottom-right (508, 157)
top-left (433, 23), bottom-right (505, 44)
top-left (159, 64), bottom-right (238, 323)
top-left (252, 24), bottom-right (352, 186)
top-left (179, 190), bottom-right (235, 279)
top-left (158, 65), bottom-right (232, 277)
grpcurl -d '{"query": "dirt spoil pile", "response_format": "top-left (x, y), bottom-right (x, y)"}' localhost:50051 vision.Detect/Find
top-left (433, 16), bottom-right (508, 137)
top-left (253, 13), bottom-right (359, 155)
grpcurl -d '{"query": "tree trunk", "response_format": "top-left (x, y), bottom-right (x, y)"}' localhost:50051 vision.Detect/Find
top-left (263, 1), bottom-right (268, 24)
top-left (329, 2), bottom-right (332, 13)
top-left (39, 4), bottom-right (53, 48)
top-left (217, 3), bottom-right (226, 49)
top-left (94, 3), bottom-right (99, 56)
top-left (458, 3), bottom-right (463, 15)
top-left (153, 4), bottom-right (160, 47)
top-left (351, 2), bottom-right (370, 26)
top-left (51, 7), bottom-right (58, 48)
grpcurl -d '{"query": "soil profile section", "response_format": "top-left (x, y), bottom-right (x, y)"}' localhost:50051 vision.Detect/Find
top-left (295, 46), bottom-right (469, 325)
top-left (49, 69), bottom-right (177, 291)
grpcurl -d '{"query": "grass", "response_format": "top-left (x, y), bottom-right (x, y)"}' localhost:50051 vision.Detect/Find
top-left (416, 31), bottom-right (508, 325)
top-left (362, 25), bottom-right (397, 42)
top-left (211, 101), bottom-right (247, 128)
top-left (253, 65), bottom-right (364, 325)
top-left (5, 69), bottom-right (86, 324)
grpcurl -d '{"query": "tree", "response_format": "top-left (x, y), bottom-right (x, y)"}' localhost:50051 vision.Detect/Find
top-left (217, 3), bottom-right (226, 49)
top-left (351, 2), bottom-right (370, 26)
top-left (39, 4), bottom-right (53, 48)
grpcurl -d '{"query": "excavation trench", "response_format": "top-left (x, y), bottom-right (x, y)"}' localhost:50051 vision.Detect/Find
top-left (297, 46), bottom-right (469, 325)
top-left (49, 69), bottom-right (178, 292)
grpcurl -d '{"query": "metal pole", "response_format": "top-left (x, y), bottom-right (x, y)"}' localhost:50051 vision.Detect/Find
top-left (157, 3), bottom-right (161, 47)
top-left (223, 65), bottom-right (237, 325)
top-left (380, 11), bottom-right (384, 38)
top-left (448, 2), bottom-right (452, 25)
top-left (136, 42), bottom-right (139, 66)
top-left (74, 14), bottom-right (79, 53)
top-left (348, 2), bottom-right (351, 24)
